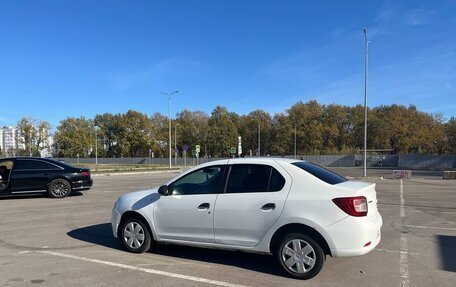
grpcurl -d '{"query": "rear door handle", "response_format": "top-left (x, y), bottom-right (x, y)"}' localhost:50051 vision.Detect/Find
top-left (261, 203), bottom-right (276, 211)
top-left (197, 203), bottom-right (210, 210)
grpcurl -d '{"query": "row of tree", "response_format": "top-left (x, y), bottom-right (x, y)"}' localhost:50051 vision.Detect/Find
top-left (51, 101), bottom-right (456, 158)
top-left (2, 101), bottom-right (455, 158)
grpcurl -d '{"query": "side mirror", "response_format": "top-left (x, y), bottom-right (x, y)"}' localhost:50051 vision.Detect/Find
top-left (158, 185), bottom-right (169, 196)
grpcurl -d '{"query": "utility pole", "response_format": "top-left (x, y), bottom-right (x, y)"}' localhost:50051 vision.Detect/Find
top-left (161, 91), bottom-right (179, 169)
top-left (363, 28), bottom-right (369, 177)
top-left (174, 125), bottom-right (177, 166)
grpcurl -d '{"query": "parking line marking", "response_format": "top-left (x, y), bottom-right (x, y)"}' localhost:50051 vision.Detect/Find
top-left (375, 249), bottom-right (420, 256)
top-left (38, 250), bottom-right (250, 287)
top-left (406, 225), bottom-right (456, 231)
top-left (400, 179), bottom-right (409, 287)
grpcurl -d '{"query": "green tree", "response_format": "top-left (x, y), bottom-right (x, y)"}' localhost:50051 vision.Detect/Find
top-left (94, 113), bottom-right (120, 157)
top-left (150, 112), bottom-right (169, 158)
top-left (54, 117), bottom-right (93, 157)
top-left (176, 110), bottom-right (209, 157)
top-left (446, 117), bottom-right (456, 154)
top-left (270, 113), bottom-right (293, 156)
top-left (288, 100), bottom-right (324, 154)
top-left (120, 110), bottom-right (155, 157)
top-left (238, 109), bottom-right (272, 156)
top-left (207, 106), bottom-right (238, 157)
top-left (17, 117), bottom-right (52, 156)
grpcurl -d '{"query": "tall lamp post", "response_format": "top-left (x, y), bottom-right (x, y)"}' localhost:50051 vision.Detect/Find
top-left (174, 125), bottom-right (177, 166)
top-left (294, 122), bottom-right (297, 159)
top-left (162, 91), bottom-right (179, 169)
top-left (363, 28), bottom-right (369, 177)
top-left (258, 121), bottom-right (261, 156)
top-left (94, 125), bottom-right (99, 165)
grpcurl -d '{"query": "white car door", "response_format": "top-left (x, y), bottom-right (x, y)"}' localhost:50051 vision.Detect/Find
top-left (214, 162), bottom-right (292, 247)
top-left (154, 165), bottom-right (226, 243)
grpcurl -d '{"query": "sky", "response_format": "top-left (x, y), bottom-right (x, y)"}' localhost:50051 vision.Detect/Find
top-left (1, 0), bottom-right (455, 128)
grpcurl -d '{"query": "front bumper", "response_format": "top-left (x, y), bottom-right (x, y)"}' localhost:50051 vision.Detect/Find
top-left (111, 207), bottom-right (122, 239)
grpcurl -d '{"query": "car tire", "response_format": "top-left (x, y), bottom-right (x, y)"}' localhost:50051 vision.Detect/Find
top-left (47, 179), bottom-right (72, 198)
top-left (275, 233), bottom-right (325, 280)
top-left (120, 217), bottom-right (152, 253)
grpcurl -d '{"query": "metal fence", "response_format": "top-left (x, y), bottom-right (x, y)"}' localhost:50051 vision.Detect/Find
top-left (55, 154), bottom-right (456, 170)
top-left (398, 154), bottom-right (456, 170)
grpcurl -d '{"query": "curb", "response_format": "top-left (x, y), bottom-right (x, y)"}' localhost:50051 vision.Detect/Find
top-left (92, 169), bottom-right (181, 177)
top-left (346, 176), bottom-right (384, 180)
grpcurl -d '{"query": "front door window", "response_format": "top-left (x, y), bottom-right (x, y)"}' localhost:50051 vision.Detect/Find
top-left (170, 165), bottom-right (224, 195)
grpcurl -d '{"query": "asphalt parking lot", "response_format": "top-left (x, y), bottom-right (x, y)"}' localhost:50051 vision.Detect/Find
top-left (0, 168), bottom-right (455, 287)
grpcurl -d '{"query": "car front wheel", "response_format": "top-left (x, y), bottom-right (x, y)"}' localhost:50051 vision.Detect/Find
top-left (275, 233), bottom-right (325, 280)
top-left (120, 218), bottom-right (151, 253)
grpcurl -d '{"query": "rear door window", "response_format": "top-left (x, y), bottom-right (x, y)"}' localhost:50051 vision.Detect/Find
top-left (226, 164), bottom-right (285, 193)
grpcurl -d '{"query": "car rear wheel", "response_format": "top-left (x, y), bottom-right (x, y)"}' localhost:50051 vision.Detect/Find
top-left (120, 218), bottom-right (151, 253)
top-left (48, 179), bottom-right (72, 198)
top-left (275, 233), bottom-right (325, 280)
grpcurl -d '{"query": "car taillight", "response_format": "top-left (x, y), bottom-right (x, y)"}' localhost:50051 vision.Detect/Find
top-left (332, 196), bottom-right (368, 217)
top-left (80, 171), bottom-right (90, 177)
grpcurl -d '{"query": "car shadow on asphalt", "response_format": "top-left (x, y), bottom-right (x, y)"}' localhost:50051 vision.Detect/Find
top-left (67, 223), bottom-right (284, 277)
top-left (0, 191), bottom-right (83, 200)
top-left (67, 223), bottom-right (123, 250)
top-left (436, 235), bottom-right (456, 272)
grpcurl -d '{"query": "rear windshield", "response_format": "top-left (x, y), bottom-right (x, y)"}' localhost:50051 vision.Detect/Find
top-left (292, 162), bottom-right (347, 185)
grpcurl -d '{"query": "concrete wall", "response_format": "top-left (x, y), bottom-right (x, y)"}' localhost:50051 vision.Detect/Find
top-left (398, 154), bottom-right (456, 170)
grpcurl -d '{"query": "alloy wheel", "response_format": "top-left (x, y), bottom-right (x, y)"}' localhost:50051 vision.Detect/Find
top-left (51, 181), bottom-right (70, 197)
top-left (281, 239), bottom-right (316, 274)
top-left (123, 221), bottom-right (145, 249)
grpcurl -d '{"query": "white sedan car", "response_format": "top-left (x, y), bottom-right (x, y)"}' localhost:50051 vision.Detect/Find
top-left (111, 158), bottom-right (382, 279)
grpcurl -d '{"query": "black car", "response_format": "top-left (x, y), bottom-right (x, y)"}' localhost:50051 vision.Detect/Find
top-left (0, 157), bottom-right (93, 198)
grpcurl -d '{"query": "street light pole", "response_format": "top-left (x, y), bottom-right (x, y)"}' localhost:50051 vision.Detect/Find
top-left (363, 28), bottom-right (369, 177)
top-left (29, 129), bottom-right (32, 157)
top-left (294, 122), bottom-right (297, 159)
top-left (174, 125), bottom-right (177, 166)
top-left (94, 126), bottom-right (98, 165)
top-left (162, 91), bottom-right (179, 169)
top-left (258, 121), bottom-right (260, 156)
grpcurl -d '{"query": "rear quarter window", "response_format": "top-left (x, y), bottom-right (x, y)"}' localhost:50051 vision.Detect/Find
top-left (292, 162), bottom-right (347, 185)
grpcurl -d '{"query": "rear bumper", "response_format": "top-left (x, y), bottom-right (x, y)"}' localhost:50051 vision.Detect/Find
top-left (328, 212), bottom-right (383, 257)
top-left (72, 178), bottom-right (93, 191)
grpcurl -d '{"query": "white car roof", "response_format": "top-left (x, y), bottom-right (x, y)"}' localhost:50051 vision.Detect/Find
top-left (195, 157), bottom-right (300, 167)
top-left (228, 157), bottom-right (299, 164)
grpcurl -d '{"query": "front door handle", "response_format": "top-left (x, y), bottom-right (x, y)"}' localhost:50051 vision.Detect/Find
top-left (261, 203), bottom-right (276, 211)
top-left (197, 203), bottom-right (210, 210)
